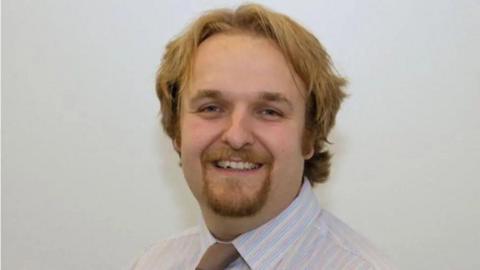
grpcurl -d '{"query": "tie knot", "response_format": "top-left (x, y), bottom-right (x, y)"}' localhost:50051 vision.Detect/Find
top-left (196, 242), bottom-right (240, 270)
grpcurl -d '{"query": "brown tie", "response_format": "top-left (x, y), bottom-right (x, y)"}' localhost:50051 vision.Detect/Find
top-left (196, 242), bottom-right (240, 270)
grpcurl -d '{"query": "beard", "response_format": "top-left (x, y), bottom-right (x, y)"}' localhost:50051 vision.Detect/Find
top-left (201, 146), bottom-right (273, 217)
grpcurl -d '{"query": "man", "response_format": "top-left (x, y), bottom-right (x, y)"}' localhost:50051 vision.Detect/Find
top-left (134, 3), bottom-right (393, 270)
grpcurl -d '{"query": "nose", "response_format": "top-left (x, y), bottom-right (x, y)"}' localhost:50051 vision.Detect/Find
top-left (221, 109), bottom-right (254, 149)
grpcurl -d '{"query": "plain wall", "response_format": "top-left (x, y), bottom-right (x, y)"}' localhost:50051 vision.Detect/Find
top-left (2, 0), bottom-right (479, 269)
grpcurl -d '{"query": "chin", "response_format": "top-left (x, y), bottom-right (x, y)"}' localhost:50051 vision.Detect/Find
top-left (203, 174), bottom-right (271, 217)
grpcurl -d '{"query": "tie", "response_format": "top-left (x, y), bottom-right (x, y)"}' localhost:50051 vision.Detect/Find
top-left (196, 242), bottom-right (240, 270)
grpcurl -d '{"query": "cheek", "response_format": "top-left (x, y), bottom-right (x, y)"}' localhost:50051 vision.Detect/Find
top-left (179, 117), bottom-right (221, 156)
top-left (254, 122), bottom-right (306, 191)
top-left (254, 121), bottom-right (305, 157)
top-left (179, 117), bottom-right (222, 197)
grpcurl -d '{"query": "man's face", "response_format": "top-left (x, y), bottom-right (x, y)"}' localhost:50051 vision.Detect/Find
top-left (177, 33), bottom-right (313, 218)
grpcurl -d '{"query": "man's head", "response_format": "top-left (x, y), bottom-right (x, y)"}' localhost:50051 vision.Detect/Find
top-left (156, 4), bottom-right (346, 218)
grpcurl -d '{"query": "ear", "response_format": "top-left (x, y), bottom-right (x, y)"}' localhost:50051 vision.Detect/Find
top-left (304, 145), bottom-right (314, 160)
top-left (172, 137), bottom-right (181, 154)
top-left (302, 130), bottom-right (315, 160)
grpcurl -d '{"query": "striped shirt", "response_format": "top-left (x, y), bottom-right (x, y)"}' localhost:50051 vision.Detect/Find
top-left (132, 181), bottom-right (394, 269)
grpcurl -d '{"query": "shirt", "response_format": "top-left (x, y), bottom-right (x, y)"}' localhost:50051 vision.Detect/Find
top-left (132, 180), bottom-right (394, 269)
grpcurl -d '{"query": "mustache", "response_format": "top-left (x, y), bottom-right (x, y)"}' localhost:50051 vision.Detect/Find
top-left (202, 147), bottom-right (272, 164)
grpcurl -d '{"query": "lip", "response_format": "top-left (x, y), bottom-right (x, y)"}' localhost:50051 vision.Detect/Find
top-left (207, 162), bottom-right (265, 176)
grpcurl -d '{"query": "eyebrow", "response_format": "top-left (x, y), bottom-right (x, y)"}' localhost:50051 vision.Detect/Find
top-left (258, 91), bottom-right (293, 110)
top-left (189, 89), bottom-right (222, 104)
top-left (189, 89), bottom-right (293, 110)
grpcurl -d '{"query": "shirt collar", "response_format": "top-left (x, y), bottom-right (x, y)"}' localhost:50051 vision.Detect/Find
top-left (199, 179), bottom-right (322, 270)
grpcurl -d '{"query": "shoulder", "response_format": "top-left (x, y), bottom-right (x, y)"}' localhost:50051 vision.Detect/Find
top-left (309, 210), bottom-right (395, 270)
top-left (131, 226), bottom-right (200, 270)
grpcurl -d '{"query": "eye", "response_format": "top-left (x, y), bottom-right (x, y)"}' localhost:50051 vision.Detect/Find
top-left (258, 108), bottom-right (283, 119)
top-left (199, 104), bottom-right (222, 113)
top-left (196, 104), bottom-right (225, 118)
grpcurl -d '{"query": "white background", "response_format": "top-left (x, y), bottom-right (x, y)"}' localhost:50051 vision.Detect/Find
top-left (2, 0), bottom-right (479, 269)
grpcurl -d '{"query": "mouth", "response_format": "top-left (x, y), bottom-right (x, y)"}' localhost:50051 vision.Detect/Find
top-left (213, 160), bottom-right (263, 171)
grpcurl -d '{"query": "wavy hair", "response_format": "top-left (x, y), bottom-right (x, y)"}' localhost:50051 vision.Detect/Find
top-left (156, 3), bottom-right (347, 186)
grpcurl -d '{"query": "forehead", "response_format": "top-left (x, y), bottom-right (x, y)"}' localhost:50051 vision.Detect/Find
top-left (186, 33), bottom-right (305, 101)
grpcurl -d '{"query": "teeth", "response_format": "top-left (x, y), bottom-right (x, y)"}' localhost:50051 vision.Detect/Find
top-left (216, 160), bottom-right (260, 170)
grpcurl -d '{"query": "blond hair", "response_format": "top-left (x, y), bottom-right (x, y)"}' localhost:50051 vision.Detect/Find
top-left (156, 3), bottom-right (347, 186)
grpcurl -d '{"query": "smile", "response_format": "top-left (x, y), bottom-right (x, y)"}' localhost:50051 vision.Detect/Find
top-left (214, 160), bottom-right (262, 170)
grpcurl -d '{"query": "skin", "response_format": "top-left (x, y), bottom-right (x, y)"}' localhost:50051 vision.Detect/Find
top-left (176, 32), bottom-right (314, 241)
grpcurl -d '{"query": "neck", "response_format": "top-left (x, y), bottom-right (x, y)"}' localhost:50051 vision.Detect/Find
top-left (202, 210), bottom-right (273, 241)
